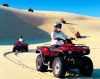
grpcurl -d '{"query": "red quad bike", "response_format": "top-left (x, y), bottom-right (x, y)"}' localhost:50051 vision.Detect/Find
top-left (36, 38), bottom-right (93, 78)
top-left (13, 41), bottom-right (28, 52)
top-left (75, 32), bottom-right (81, 38)
top-left (60, 19), bottom-right (66, 24)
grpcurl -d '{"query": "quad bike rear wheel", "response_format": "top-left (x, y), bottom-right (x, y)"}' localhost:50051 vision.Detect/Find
top-left (36, 54), bottom-right (48, 72)
top-left (52, 57), bottom-right (66, 78)
top-left (13, 47), bottom-right (16, 52)
top-left (79, 56), bottom-right (93, 76)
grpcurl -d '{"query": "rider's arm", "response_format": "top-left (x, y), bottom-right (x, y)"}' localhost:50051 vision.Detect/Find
top-left (61, 32), bottom-right (75, 41)
top-left (61, 31), bottom-right (68, 39)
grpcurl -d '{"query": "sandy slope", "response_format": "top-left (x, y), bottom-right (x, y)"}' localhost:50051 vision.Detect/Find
top-left (0, 6), bottom-right (100, 79)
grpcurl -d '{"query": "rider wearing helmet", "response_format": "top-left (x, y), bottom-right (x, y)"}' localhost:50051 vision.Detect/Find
top-left (18, 36), bottom-right (24, 43)
top-left (51, 22), bottom-right (69, 49)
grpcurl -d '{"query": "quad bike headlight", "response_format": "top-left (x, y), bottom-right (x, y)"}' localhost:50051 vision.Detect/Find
top-left (83, 47), bottom-right (86, 49)
top-left (83, 50), bottom-right (86, 54)
top-left (68, 51), bottom-right (72, 54)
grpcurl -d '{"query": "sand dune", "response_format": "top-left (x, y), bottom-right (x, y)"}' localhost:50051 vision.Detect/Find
top-left (0, 6), bottom-right (100, 79)
top-left (0, 6), bottom-right (55, 45)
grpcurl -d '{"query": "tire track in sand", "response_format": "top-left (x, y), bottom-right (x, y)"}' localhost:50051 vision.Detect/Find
top-left (3, 51), bottom-right (58, 79)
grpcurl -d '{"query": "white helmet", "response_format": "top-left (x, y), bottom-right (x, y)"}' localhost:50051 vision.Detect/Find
top-left (54, 22), bottom-right (62, 31)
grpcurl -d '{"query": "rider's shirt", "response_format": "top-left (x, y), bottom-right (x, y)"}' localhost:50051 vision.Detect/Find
top-left (18, 38), bottom-right (24, 43)
top-left (51, 31), bottom-right (67, 45)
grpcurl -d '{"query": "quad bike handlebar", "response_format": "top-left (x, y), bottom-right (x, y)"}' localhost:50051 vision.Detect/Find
top-left (56, 37), bottom-right (75, 44)
top-left (56, 38), bottom-right (63, 41)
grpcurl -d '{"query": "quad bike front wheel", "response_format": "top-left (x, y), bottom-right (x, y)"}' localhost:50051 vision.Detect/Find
top-left (79, 56), bottom-right (93, 76)
top-left (52, 57), bottom-right (66, 78)
top-left (24, 47), bottom-right (28, 52)
top-left (36, 54), bottom-right (48, 72)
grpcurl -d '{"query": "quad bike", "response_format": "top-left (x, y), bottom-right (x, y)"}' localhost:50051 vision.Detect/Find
top-left (75, 31), bottom-right (81, 38)
top-left (28, 8), bottom-right (33, 12)
top-left (3, 3), bottom-right (9, 7)
top-left (13, 41), bottom-right (28, 52)
top-left (60, 18), bottom-right (66, 24)
top-left (36, 38), bottom-right (93, 78)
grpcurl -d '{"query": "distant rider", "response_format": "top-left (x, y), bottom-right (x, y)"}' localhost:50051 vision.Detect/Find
top-left (60, 18), bottom-right (66, 23)
top-left (18, 36), bottom-right (24, 43)
top-left (75, 31), bottom-right (81, 38)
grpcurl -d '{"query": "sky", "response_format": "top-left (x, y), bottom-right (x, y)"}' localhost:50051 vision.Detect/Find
top-left (0, 0), bottom-right (100, 17)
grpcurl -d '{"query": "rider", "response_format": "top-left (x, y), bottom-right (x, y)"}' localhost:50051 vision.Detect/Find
top-left (75, 31), bottom-right (81, 38)
top-left (51, 22), bottom-right (69, 49)
top-left (18, 36), bottom-right (24, 43)
top-left (60, 18), bottom-right (66, 23)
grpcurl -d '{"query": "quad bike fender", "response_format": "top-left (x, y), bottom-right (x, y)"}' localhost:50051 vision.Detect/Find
top-left (22, 43), bottom-right (28, 47)
top-left (51, 50), bottom-right (64, 56)
top-left (36, 47), bottom-right (51, 56)
top-left (36, 49), bottom-right (50, 65)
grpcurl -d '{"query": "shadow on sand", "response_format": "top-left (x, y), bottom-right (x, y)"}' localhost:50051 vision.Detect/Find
top-left (47, 69), bottom-right (100, 79)
top-left (61, 69), bottom-right (100, 79)
top-left (63, 22), bottom-right (77, 25)
top-left (0, 28), bottom-right (51, 45)
top-left (80, 36), bottom-right (90, 39)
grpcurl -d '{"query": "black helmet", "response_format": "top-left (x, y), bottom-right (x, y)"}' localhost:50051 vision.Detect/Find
top-left (20, 36), bottom-right (23, 38)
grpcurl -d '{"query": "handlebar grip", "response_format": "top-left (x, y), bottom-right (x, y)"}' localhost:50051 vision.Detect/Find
top-left (56, 38), bottom-right (62, 41)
